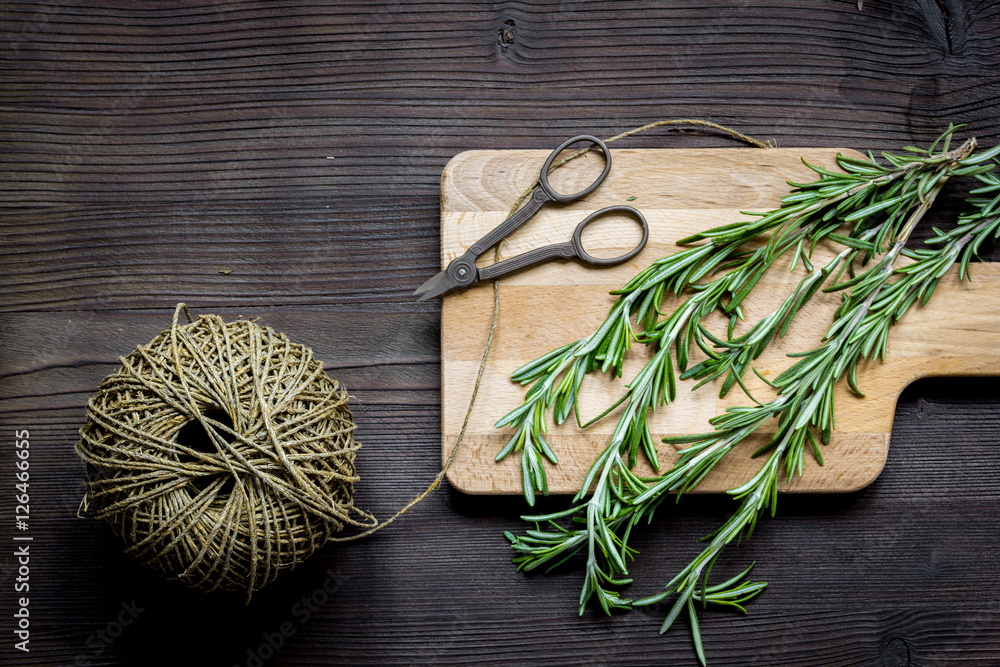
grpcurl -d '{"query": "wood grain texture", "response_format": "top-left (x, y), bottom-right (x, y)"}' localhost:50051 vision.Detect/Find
top-left (440, 147), bottom-right (1000, 494)
top-left (2, 1), bottom-right (1000, 665)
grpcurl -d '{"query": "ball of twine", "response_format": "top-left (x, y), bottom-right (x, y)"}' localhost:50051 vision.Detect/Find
top-left (75, 304), bottom-right (376, 601)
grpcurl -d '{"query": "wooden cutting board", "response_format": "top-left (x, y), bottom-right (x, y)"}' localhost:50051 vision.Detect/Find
top-left (439, 147), bottom-right (1000, 495)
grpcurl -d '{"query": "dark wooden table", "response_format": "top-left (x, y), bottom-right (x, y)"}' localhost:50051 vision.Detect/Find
top-left (2, 2), bottom-right (999, 665)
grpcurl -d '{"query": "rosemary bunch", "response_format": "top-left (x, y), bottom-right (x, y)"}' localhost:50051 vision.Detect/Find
top-left (503, 129), bottom-right (999, 664)
top-left (495, 127), bottom-right (984, 506)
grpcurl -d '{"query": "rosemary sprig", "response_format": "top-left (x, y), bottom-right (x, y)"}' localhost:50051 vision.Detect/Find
top-left (633, 146), bottom-right (996, 663)
top-left (493, 246), bottom-right (716, 506)
top-left (503, 130), bottom-right (999, 665)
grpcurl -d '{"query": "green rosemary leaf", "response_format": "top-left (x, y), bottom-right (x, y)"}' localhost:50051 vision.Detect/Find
top-left (632, 588), bottom-right (672, 607)
top-left (917, 169), bottom-right (941, 202)
top-left (919, 277), bottom-right (940, 306)
top-left (843, 195), bottom-right (904, 221)
top-left (752, 366), bottom-right (777, 388)
top-left (660, 589), bottom-right (691, 634)
top-left (828, 233), bottom-right (875, 251)
top-left (836, 159), bottom-right (882, 176)
top-left (494, 426), bottom-right (523, 461)
top-left (521, 450), bottom-right (537, 507)
top-left (663, 431), bottom-right (722, 444)
top-left (960, 142), bottom-right (1000, 165)
top-left (689, 599), bottom-right (707, 666)
top-left (536, 433), bottom-right (558, 464)
top-left (511, 340), bottom-right (580, 383)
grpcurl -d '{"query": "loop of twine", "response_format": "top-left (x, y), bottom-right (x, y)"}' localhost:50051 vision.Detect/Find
top-left (76, 304), bottom-right (376, 601)
top-left (338, 119), bottom-right (772, 540)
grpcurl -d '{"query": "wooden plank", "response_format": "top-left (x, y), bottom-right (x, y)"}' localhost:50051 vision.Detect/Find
top-left (440, 148), bottom-right (1000, 494)
top-left (3, 2), bottom-right (1000, 665)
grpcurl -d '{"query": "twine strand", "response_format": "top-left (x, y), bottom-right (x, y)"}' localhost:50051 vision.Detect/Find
top-left (338, 119), bottom-right (771, 540)
top-left (76, 121), bottom-right (770, 597)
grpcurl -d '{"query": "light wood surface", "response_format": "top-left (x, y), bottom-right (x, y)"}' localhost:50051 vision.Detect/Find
top-left (440, 148), bottom-right (1000, 495)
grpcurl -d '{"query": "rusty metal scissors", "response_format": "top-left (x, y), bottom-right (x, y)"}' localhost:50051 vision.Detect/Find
top-left (414, 135), bottom-right (649, 301)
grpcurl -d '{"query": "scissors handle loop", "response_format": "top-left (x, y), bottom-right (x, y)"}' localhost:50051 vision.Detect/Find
top-left (477, 205), bottom-right (648, 282)
top-left (572, 205), bottom-right (649, 266)
top-left (539, 135), bottom-right (612, 203)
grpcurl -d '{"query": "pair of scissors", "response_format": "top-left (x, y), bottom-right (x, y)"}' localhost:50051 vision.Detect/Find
top-left (414, 135), bottom-right (649, 301)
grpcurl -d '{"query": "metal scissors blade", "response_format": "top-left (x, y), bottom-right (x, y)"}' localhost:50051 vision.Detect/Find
top-left (413, 269), bottom-right (456, 301)
top-left (415, 134), bottom-right (617, 301)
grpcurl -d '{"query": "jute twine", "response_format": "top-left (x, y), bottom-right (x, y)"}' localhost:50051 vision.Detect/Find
top-left (75, 120), bottom-right (768, 601)
top-left (330, 119), bottom-right (772, 540)
top-left (76, 304), bottom-right (377, 601)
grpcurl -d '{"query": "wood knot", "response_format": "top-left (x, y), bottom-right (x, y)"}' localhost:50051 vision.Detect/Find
top-left (879, 638), bottom-right (911, 667)
top-left (497, 19), bottom-right (516, 55)
top-left (916, 0), bottom-right (968, 57)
